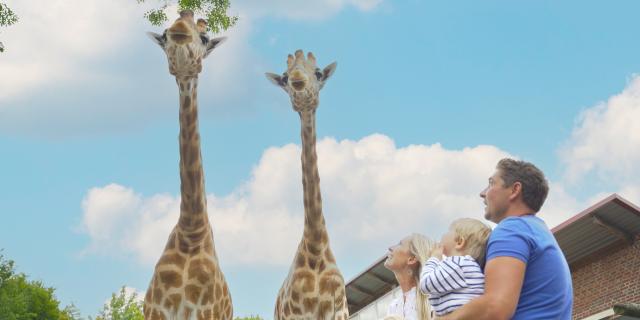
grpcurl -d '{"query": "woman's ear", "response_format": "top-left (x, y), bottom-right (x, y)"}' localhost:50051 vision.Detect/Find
top-left (407, 255), bottom-right (418, 266)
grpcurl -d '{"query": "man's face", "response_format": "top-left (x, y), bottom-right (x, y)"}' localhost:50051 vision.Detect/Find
top-left (480, 170), bottom-right (511, 223)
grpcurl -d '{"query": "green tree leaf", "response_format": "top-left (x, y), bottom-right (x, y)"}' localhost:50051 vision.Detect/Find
top-left (95, 286), bottom-right (144, 320)
top-left (137, 0), bottom-right (237, 34)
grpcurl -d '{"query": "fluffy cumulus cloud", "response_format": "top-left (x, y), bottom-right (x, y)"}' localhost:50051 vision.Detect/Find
top-left (0, 0), bottom-right (139, 102)
top-left (80, 134), bottom-right (512, 267)
top-left (561, 75), bottom-right (640, 184)
top-left (1, 0), bottom-right (384, 136)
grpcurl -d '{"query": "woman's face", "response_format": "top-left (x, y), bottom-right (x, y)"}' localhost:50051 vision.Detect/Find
top-left (384, 237), bottom-right (414, 272)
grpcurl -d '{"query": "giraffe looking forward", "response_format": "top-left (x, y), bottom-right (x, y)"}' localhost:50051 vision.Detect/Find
top-left (266, 50), bottom-right (348, 320)
top-left (144, 10), bottom-right (232, 320)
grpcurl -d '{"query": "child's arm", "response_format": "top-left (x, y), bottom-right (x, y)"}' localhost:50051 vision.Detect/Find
top-left (420, 256), bottom-right (469, 295)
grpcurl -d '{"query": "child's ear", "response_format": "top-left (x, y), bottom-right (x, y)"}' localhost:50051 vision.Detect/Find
top-left (408, 255), bottom-right (418, 266)
top-left (455, 236), bottom-right (466, 250)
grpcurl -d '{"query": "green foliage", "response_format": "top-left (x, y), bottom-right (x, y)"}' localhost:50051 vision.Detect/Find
top-left (0, 2), bottom-right (17, 26)
top-left (0, 2), bottom-right (19, 53)
top-left (234, 316), bottom-right (264, 320)
top-left (137, 0), bottom-right (238, 34)
top-left (94, 286), bottom-right (144, 320)
top-left (0, 252), bottom-right (80, 320)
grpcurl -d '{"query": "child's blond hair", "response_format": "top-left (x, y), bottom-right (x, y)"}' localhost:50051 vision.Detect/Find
top-left (451, 218), bottom-right (492, 266)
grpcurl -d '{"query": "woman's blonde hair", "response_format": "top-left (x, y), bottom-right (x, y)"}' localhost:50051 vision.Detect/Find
top-left (407, 233), bottom-right (437, 320)
top-left (451, 218), bottom-right (492, 267)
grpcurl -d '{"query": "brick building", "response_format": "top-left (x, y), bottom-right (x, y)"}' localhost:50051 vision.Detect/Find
top-left (345, 194), bottom-right (640, 320)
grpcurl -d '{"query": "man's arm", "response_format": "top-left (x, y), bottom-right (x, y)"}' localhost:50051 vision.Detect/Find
top-left (437, 256), bottom-right (526, 320)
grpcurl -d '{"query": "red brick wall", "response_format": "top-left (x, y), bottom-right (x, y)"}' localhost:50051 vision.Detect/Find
top-left (571, 240), bottom-right (640, 319)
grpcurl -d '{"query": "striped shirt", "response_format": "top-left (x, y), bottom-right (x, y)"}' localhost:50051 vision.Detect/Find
top-left (419, 255), bottom-right (485, 316)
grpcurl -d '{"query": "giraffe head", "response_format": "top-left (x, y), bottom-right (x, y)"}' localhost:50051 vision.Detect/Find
top-left (266, 50), bottom-right (337, 112)
top-left (147, 10), bottom-right (226, 77)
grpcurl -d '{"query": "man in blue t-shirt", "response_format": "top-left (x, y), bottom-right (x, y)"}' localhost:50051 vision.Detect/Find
top-left (439, 158), bottom-right (573, 320)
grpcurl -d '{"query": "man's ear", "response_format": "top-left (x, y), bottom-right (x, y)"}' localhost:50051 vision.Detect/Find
top-left (509, 181), bottom-right (523, 201)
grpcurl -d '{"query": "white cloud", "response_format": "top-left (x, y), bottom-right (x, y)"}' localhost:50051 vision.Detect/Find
top-left (560, 75), bottom-right (640, 184)
top-left (0, 0), bottom-right (139, 102)
top-left (1, 0), bottom-right (382, 136)
top-left (537, 182), bottom-right (583, 229)
top-left (80, 134), bottom-right (512, 267)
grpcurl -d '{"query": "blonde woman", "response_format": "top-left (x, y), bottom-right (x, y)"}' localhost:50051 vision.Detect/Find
top-left (384, 233), bottom-right (436, 320)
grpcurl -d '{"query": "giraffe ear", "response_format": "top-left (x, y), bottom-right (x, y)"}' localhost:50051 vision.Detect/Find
top-left (265, 72), bottom-right (285, 88)
top-left (204, 36), bottom-right (227, 59)
top-left (321, 62), bottom-right (337, 81)
top-left (146, 32), bottom-right (166, 49)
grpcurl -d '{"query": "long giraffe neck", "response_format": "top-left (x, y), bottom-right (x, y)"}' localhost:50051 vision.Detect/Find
top-left (299, 108), bottom-right (329, 256)
top-left (176, 76), bottom-right (209, 238)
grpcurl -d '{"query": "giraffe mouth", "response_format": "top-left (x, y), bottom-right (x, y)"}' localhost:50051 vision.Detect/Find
top-left (290, 79), bottom-right (306, 91)
top-left (168, 32), bottom-right (193, 44)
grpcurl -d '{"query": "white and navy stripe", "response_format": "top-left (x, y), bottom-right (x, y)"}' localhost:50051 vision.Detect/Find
top-left (419, 255), bottom-right (485, 316)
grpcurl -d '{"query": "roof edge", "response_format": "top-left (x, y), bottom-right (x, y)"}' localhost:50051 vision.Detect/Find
top-left (551, 193), bottom-right (638, 233)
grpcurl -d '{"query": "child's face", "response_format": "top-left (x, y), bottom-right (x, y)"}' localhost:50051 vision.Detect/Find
top-left (440, 226), bottom-right (459, 257)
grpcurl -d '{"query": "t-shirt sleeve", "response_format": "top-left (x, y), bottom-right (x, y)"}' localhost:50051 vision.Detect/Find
top-left (486, 218), bottom-right (534, 264)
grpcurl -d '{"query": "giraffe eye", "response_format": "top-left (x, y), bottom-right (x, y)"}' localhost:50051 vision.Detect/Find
top-left (282, 73), bottom-right (289, 85)
top-left (315, 69), bottom-right (323, 80)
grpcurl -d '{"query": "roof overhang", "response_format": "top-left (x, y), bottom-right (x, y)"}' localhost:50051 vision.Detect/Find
top-left (552, 194), bottom-right (640, 266)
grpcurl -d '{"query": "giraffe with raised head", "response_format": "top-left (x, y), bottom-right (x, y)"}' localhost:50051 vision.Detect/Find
top-left (266, 50), bottom-right (348, 320)
top-left (144, 10), bottom-right (232, 320)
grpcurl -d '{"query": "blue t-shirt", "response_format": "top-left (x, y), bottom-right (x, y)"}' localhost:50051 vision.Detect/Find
top-left (487, 215), bottom-right (573, 320)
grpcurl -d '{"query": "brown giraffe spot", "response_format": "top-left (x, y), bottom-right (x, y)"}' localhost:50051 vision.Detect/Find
top-left (151, 309), bottom-right (167, 320)
top-left (292, 270), bottom-right (316, 292)
top-left (303, 297), bottom-right (318, 311)
top-left (170, 293), bottom-right (182, 308)
top-left (203, 235), bottom-right (213, 253)
top-left (291, 290), bottom-right (300, 302)
top-left (157, 253), bottom-right (186, 269)
top-left (185, 284), bottom-right (202, 304)
top-left (215, 282), bottom-right (222, 297)
top-left (307, 242), bottom-right (322, 256)
top-left (319, 271), bottom-right (342, 295)
top-left (318, 301), bottom-right (332, 318)
top-left (178, 235), bottom-right (191, 254)
top-left (164, 232), bottom-right (177, 250)
top-left (153, 287), bottom-right (163, 304)
top-left (318, 259), bottom-right (326, 273)
top-left (213, 304), bottom-right (221, 318)
top-left (189, 245), bottom-right (202, 256)
top-left (290, 302), bottom-right (302, 315)
top-left (188, 258), bottom-right (217, 284)
top-left (307, 256), bottom-right (318, 269)
top-left (183, 307), bottom-right (193, 319)
top-left (198, 309), bottom-right (211, 320)
top-left (324, 249), bottom-right (336, 263)
top-left (201, 284), bottom-right (214, 304)
top-left (283, 302), bottom-right (291, 317)
top-left (295, 253), bottom-right (306, 268)
top-left (159, 270), bottom-right (182, 289)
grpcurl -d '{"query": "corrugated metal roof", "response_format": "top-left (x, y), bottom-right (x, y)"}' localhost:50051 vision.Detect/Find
top-left (345, 255), bottom-right (397, 314)
top-left (552, 194), bottom-right (640, 266)
top-left (345, 194), bottom-right (640, 314)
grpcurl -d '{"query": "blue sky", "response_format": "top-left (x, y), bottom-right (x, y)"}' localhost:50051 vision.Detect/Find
top-left (1, 0), bottom-right (640, 318)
